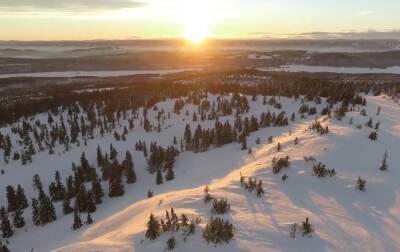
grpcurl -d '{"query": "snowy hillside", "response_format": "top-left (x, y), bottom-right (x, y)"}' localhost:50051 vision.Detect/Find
top-left (0, 90), bottom-right (399, 251)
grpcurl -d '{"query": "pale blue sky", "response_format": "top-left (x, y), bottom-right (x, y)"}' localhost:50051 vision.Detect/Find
top-left (1, 0), bottom-right (399, 40)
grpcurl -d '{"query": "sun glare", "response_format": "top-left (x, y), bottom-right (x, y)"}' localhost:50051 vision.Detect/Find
top-left (182, 0), bottom-right (212, 44)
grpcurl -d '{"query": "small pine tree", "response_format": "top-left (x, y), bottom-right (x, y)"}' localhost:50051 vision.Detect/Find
top-left (368, 131), bottom-right (378, 141)
top-left (165, 166), bottom-right (175, 181)
top-left (145, 214), bottom-right (161, 240)
top-left (156, 168), bottom-right (163, 185)
top-left (16, 185), bottom-right (29, 209)
top-left (72, 207), bottom-right (83, 230)
top-left (203, 217), bottom-right (234, 244)
top-left (355, 177), bottom-right (367, 191)
top-left (63, 198), bottom-right (73, 215)
top-left (13, 208), bottom-right (25, 228)
top-left (256, 180), bottom-right (264, 198)
top-left (379, 151), bottom-right (388, 171)
top-left (302, 217), bottom-right (314, 236)
top-left (212, 198), bottom-right (230, 214)
top-left (0, 207), bottom-right (13, 238)
top-left (241, 138), bottom-right (247, 150)
top-left (277, 142), bottom-right (281, 152)
top-left (85, 212), bottom-right (93, 225)
top-left (92, 179), bottom-right (104, 204)
top-left (166, 236), bottom-right (177, 250)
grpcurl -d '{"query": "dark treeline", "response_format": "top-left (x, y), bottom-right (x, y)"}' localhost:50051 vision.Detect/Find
top-left (1, 70), bottom-right (396, 126)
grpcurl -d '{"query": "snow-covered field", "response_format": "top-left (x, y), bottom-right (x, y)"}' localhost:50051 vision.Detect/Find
top-left (259, 65), bottom-right (400, 74)
top-left (0, 68), bottom-right (201, 79)
top-left (1, 93), bottom-right (399, 251)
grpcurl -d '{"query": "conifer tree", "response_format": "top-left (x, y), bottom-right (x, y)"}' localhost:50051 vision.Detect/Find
top-left (108, 161), bottom-right (124, 197)
top-left (72, 207), bottom-right (83, 230)
top-left (16, 185), bottom-right (28, 209)
top-left (92, 179), bottom-right (104, 204)
top-left (302, 217), bottom-right (314, 236)
top-left (87, 192), bottom-right (96, 213)
top-left (156, 168), bottom-right (164, 185)
top-left (96, 145), bottom-right (104, 167)
top-left (166, 236), bottom-right (177, 250)
top-left (145, 214), bottom-right (161, 240)
top-left (13, 208), bottom-right (25, 228)
top-left (76, 184), bottom-right (88, 212)
top-left (31, 199), bottom-right (40, 226)
top-left (38, 195), bottom-right (57, 225)
top-left (6, 186), bottom-right (17, 212)
top-left (241, 138), bottom-right (247, 150)
top-left (380, 151), bottom-right (388, 171)
top-left (123, 151), bottom-right (136, 184)
top-left (256, 180), bottom-right (264, 198)
top-left (356, 177), bottom-right (366, 191)
top-left (0, 207), bottom-right (13, 238)
top-left (165, 165), bottom-right (175, 181)
top-left (63, 198), bottom-right (73, 215)
top-left (85, 212), bottom-right (93, 225)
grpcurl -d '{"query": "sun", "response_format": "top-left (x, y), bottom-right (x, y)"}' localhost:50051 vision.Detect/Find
top-left (182, 0), bottom-right (212, 44)
top-left (183, 19), bottom-right (209, 43)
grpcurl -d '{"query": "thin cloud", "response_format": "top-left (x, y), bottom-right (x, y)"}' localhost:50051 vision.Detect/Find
top-left (357, 10), bottom-right (374, 16)
top-left (0, 0), bottom-right (146, 13)
top-left (250, 30), bottom-right (400, 40)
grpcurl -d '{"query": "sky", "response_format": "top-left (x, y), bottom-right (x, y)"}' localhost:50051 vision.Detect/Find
top-left (1, 0), bottom-right (400, 41)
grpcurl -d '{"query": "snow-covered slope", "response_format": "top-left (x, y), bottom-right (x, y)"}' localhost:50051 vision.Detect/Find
top-left (1, 94), bottom-right (399, 252)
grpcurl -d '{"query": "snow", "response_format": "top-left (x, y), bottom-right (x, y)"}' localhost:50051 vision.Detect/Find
top-left (0, 68), bottom-right (201, 79)
top-left (259, 65), bottom-right (400, 74)
top-left (1, 93), bottom-right (400, 252)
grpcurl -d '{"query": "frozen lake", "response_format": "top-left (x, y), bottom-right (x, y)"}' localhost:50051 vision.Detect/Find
top-left (0, 68), bottom-right (200, 78)
top-left (259, 65), bottom-right (400, 74)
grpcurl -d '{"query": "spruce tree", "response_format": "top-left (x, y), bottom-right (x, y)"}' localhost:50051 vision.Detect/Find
top-left (63, 198), bottom-right (73, 215)
top-left (97, 145), bottom-right (104, 167)
top-left (76, 184), bottom-right (88, 212)
top-left (85, 212), bottom-right (93, 225)
top-left (380, 151), bottom-right (388, 171)
top-left (156, 168), bottom-right (163, 185)
top-left (13, 208), bottom-right (25, 228)
top-left (145, 214), bottom-right (161, 240)
top-left (356, 177), bottom-right (367, 191)
top-left (0, 207), bottom-right (13, 238)
top-left (165, 165), bottom-right (175, 181)
top-left (302, 217), bottom-right (314, 236)
top-left (108, 160), bottom-right (124, 197)
top-left (72, 207), bottom-right (83, 230)
top-left (31, 198), bottom-right (40, 226)
top-left (6, 186), bottom-right (18, 212)
top-left (16, 185), bottom-right (28, 209)
top-left (166, 236), bottom-right (177, 250)
top-left (92, 179), bottom-right (104, 204)
top-left (87, 192), bottom-right (96, 213)
top-left (241, 138), bottom-right (247, 150)
top-left (123, 151), bottom-right (137, 184)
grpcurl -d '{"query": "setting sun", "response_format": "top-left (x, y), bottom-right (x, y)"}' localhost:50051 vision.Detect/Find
top-left (182, 0), bottom-right (212, 43)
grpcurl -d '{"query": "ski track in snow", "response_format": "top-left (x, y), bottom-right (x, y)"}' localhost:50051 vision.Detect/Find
top-left (1, 94), bottom-right (400, 251)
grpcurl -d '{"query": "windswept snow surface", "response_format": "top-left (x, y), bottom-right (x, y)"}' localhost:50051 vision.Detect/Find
top-left (1, 94), bottom-right (400, 251)
top-left (0, 68), bottom-right (201, 78)
top-left (259, 65), bottom-right (400, 74)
